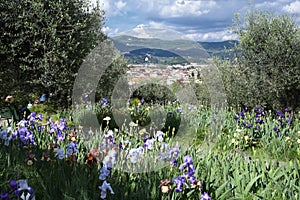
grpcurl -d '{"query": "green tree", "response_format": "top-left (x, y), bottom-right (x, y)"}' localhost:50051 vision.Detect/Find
top-left (131, 83), bottom-right (177, 104)
top-left (0, 0), bottom-right (106, 107)
top-left (96, 57), bottom-right (129, 101)
top-left (220, 10), bottom-right (300, 111)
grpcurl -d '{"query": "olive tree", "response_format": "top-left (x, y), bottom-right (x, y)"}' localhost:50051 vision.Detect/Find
top-left (220, 10), bottom-right (300, 111)
top-left (0, 0), bottom-right (106, 107)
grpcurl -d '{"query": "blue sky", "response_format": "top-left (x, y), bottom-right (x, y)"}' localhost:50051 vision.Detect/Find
top-left (94, 0), bottom-right (300, 41)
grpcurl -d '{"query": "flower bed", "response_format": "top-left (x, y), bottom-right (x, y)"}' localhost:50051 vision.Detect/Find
top-left (0, 102), bottom-right (299, 199)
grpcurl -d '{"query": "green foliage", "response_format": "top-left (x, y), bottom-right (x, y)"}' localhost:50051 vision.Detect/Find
top-left (30, 104), bottom-right (57, 115)
top-left (199, 151), bottom-right (299, 200)
top-left (220, 10), bottom-right (300, 111)
top-left (96, 57), bottom-right (128, 100)
top-left (132, 83), bottom-right (177, 104)
top-left (0, 0), bottom-right (106, 108)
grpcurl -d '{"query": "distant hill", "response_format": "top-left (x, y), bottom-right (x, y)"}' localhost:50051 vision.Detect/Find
top-left (111, 35), bottom-right (238, 64)
top-left (198, 40), bottom-right (238, 59)
top-left (199, 40), bottom-right (238, 51)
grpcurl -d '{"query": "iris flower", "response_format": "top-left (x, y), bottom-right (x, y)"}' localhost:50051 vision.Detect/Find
top-left (128, 147), bottom-right (144, 164)
top-left (15, 180), bottom-right (35, 200)
top-left (55, 148), bottom-right (65, 160)
top-left (200, 192), bottom-right (211, 200)
top-left (99, 166), bottom-right (111, 180)
top-left (0, 193), bottom-right (9, 200)
top-left (144, 138), bottom-right (155, 150)
top-left (99, 181), bottom-right (114, 199)
top-left (173, 176), bottom-right (186, 193)
top-left (103, 149), bottom-right (117, 169)
top-left (66, 141), bottom-right (78, 156)
top-left (0, 129), bottom-right (12, 146)
top-left (101, 98), bottom-right (109, 107)
top-left (156, 131), bottom-right (164, 142)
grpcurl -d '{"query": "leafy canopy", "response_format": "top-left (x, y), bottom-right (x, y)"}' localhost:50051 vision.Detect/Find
top-left (219, 10), bottom-right (300, 111)
top-left (0, 0), bottom-right (106, 107)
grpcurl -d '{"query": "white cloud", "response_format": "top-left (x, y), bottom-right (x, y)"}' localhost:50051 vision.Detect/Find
top-left (255, 1), bottom-right (281, 9)
top-left (123, 23), bottom-right (189, 40)
top-left (119, 22), bottom-right (239, 41)
top-left (102, 26), bottom-right (110, 34)
top-left (99, 0), bottom-right (300, 41)
top-left (283, 1), bottom-right (300, 14)
top-left (102, 26), bottom-right (119, 36)
top-left (133, 0), bottom-right (218, 18)
top-left (186, 30), bottom-right (238, 42)
top-left (115, 1), bottom-right (126, 10)
top-left (122, 22), bottom-right (238, 41)
top-left (148, 21), bottom-right (165, 29)
top-left (159, 0), bottom-right (216, 18)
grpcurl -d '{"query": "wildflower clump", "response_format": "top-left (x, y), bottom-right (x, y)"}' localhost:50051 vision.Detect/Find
top-left (159, 154), bottom-right (210, 199)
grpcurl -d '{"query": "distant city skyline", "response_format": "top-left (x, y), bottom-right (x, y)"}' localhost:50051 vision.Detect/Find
top-left (95, 0), bottom-right (300, 42)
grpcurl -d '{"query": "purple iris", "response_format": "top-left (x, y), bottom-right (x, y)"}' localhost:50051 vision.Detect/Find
top-left (173, 176), bottom-right (184, 193)
top-left (168, 146), bottom-right (180, 159)
top-left (59, 118), bottom-right (67, 131)
top-left (246, 123), bottom-right (252, 128)
top-left (0, 193), bottom-right (9, 200)
top-left (254, 105), bottom-right (262, 112)
top-left (238, 110), bottom-right (245, 119)
top-left (187, 165), bottom-right (196, 177)
top-left (276, 110), bottom-right (284, 118)
top-left (188, 176), bottom-right (196, 184)
top-left (37, 114), bottom-right (43, 121)
top-left (10, 180), bottom-right (17, 190)
top-left (66, 141), bottom-right (78, 156)
top-left (255, 119), bottom-right (262, 124)
top-left (179, 155), bottom-right (196, 181)
top-left (101, 98), bottom-right (109, 107)
top-left (170, 159), bottom-right (178, 166)
top-left (28, 112), bottom-right (36, 122)
top-left (119, 142), bottom-right (123, 149)
top-left (201, 192), bottom-right (211, 200)
top-left (143, 134), bottom-right (150, 143)
top-left (17, 127), bottom-right (35, 145)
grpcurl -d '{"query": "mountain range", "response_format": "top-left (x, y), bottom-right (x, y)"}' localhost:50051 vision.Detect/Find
top-left (111, 35), bottom-right (238, 64)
